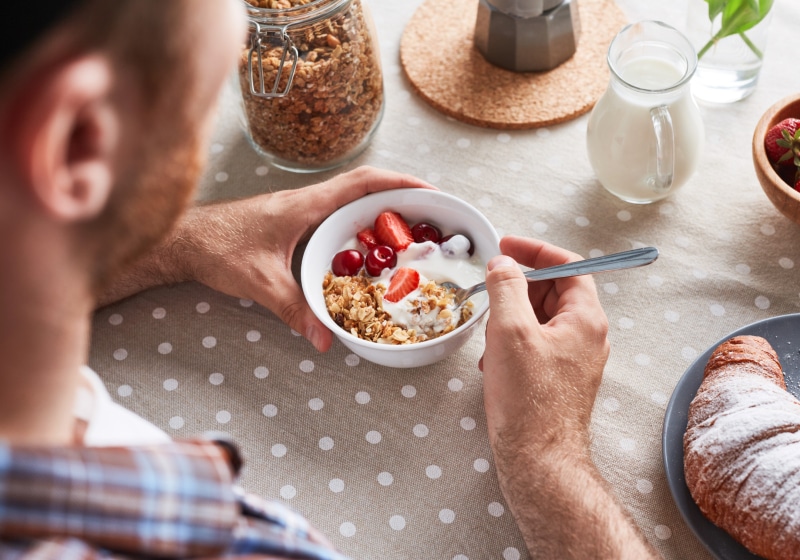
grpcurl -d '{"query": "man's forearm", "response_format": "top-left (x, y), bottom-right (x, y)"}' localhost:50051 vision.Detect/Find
top-left (496, 442), bottom-right (660, 560)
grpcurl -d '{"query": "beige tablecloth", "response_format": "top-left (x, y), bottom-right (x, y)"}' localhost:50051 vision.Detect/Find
top-left (89, 1), bottom-right (800, 558)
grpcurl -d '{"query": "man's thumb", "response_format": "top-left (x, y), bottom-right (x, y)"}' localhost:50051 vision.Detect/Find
top-left (484, 255), bottom-right (532, 318)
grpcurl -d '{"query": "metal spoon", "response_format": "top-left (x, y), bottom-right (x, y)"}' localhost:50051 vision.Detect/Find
top-left (442, 246), bottom-right (659, 308)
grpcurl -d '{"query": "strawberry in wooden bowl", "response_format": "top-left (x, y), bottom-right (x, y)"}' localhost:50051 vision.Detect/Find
top-left (301, 189), bottom-right (500, 368)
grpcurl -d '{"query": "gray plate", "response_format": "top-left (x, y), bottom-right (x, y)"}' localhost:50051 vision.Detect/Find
top-left (662, 313), bottom-right (800, 560)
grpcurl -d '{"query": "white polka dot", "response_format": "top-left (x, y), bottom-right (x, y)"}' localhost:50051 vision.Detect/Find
top-left (636, 479), bottom-right (654, 494)
top-left (254, 366), bottom-right (269, 379)
top-left (454, 555), bottom-right (469, 560)
top-left (202, 336), bottom-right (217, 348)
top-left (355, 391), bottom-right (370, 404)
top-left (366, 430), bottom-right (382, 444)
top-left (635, 353), bottom-right (651, 366)
top-left (561, 184), bottom-right (576, 196)
top-left (780, 257), bottom-right (794, 269)
top-left (755, 295), bottom-right (770, 310)
top-left (675, 236), bottom-right (690, 248)
top-left (575, 216), bottom-right (590, 227)
top-left (488, 502), bottom-right (505, 517)
top-left (659, 202), bottom-right (675, 215)
top-left (216, 410), bottom-right (231, 424)
top-left (401, 385), bottom-right (416, 398)
top-left (496, 133), bottom-right (511, 143)
top-left (709, 303), bottom-right (725, 317)
top-left (329, 478), bottom-right (344, 493)
top-left (239, 299), bottom-right (254, 308)
top-left (299, 360), bottom-right (314, 373)
top-left (439, 509), bottom-right (455, 524)
top-left (681, 346), bottom-right (698, 361)
top-left (693, 268), bottom-right (707, 279)
top-left (456, 138), bottom-right (471, 148)
top-left (407, 116), bottom-right (421, 126)
top-left (478, 196), bottom-right (493, 208)
top-left (648, 275), bottom-right (664, 287)
top-left (158, 342), bottom-right (173, 355)
top-left (262, 404), bottom-right (278, 417)
top-left (397, 90), bottom-right (411, 101)
top-left (618, 317), bottom-right (635, 329)
top-left (603, 282), bottom-right (619, 295)
top-left (508, 161), bottom-right (523, 172)
top-left (389, 515), bottom-right (406, 530)
top-left (377, 472), bottom-right (394, 486)
top-left (467, 166), bottom-right (482, 178)
top-left (654, 525), bottom-right (672, 540)
top-left (474, 458), bottom-right (490, 473)
top-left (416, 143), bottom-right (430, 154)
top-left (210, 142), bottom-right (224, 154)
top-left (503, 547), bottom-right (520, 560)
top-left (117, 384), bottom-right (132, 397)
top-left (735, 263), bottom-right (751, 275)
top-left (168, 416), bottom-right (184, 430)
top-left (214, 171), bottom-right (228, 183)
top-left (271, 444), bottom-right (287, 457)
top-left (602, 397), bottom-right (620, 412)
top-left (617, 210), bottom-right (632, 221)
top-left (651, 391), bottom-right (668, 405)
top-left (319, 437), bottom-right (334, 450)
top-left (163, 378), bottom-right (178, 391)
top-left (345, 354), bottom-right (360, 366)
top-left (413, 424), bottom-right (429, 437)
top-left (426, 465), bottom-right (442, 479)
top-left (535, 128), bottom-right (551, 138)
top-left (209, 372), bottom-right (224, 385)
top-left (291, 329), bottom-right (301, 337)
top-left (448, 378), bottom-right (464, 391)
top-left (533, 222), bottom-right (548, 234)
top-left (589, 249), bottom-right (604, 258)
top-left (620, 437), bottom-right (636, 451)
top-left (339, 522), bottom-right (356, 537)
top-left (255, 165), bottom-right (269, 176)
top-left (196, 302), bottom-right (210, 313)
top-left (246, 330), bottom-right (261, 342)
top-left (309, 398), bottom-right (324, 411)
top-left (108, 313), bottom-right (123, 326)
top-left (280, 485), bottom-right (296, 500)
top-left (152, 307), bottom-right (166, 319)
top-left (761, 224), bottom-right (776, 236)
top-left (460, 417), bottom-right (476, 431)
top-left (113, 349), bottom-right (128, 361)
top-left (426, 172), bottom-right (441, 184)
top-left (664, 310), bottom-right (679, 322)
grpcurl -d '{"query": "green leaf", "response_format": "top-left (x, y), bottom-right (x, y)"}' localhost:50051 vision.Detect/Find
top-left (704, 0), bottom-right (726, 20)
top-left (697, 0), bottom-right (773, 59)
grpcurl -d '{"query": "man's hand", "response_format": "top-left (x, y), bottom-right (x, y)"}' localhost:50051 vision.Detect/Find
top-left (480, 236), bottom-right (660, 560)
top-left (99, 166), bottom-right (434, 352)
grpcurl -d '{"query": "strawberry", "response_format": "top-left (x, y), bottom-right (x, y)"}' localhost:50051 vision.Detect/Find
top-left (374, 211), bottom-right (414, 252)
top-left (383, 267), bottom-right (419, 303)
top-left (356, 228), bottom-right (379, 251)
top-left (764, 118), bottom-right (800, 167)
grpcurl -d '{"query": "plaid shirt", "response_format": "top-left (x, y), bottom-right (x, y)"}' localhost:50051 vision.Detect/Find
top-left (0, 438), bottom-right (351, 559)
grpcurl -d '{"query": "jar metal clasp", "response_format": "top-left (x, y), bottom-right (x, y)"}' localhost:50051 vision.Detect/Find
top-left (247, 21), bottom-right (298, 98)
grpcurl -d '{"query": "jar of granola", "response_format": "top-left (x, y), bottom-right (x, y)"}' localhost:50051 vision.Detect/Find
top-left (239, 0), bottom-right (384, 172)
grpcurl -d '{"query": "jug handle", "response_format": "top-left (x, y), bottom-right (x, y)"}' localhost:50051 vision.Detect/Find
top-left (650, 105), bottom-right (674, 192)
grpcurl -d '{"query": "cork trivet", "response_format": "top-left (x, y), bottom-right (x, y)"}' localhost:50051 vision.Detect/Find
top-left (400, 0), bottom-right (628, 129)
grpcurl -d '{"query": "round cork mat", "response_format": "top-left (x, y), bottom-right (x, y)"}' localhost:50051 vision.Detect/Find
top-left (400, 0), bottom-right (628, 129)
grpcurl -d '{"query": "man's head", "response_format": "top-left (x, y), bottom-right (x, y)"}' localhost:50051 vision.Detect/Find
top-left (0, 0), bottom-right (245, 295)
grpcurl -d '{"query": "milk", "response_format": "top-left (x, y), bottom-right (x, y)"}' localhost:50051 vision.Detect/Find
top-left (587, 54), bottom-right (704, 204)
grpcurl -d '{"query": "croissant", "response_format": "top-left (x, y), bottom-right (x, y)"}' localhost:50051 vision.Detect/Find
top-left (683, 335), bottom-right (800, 560)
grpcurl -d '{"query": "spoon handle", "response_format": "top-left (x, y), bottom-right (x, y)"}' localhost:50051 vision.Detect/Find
top-left (521, 246), bottom-right (659, 283)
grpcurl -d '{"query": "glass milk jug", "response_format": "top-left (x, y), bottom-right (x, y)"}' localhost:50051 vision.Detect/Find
top-left (587, 21), bottom-right (704, 204)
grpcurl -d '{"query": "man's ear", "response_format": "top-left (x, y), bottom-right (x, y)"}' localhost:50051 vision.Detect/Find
top-left (5, 55), bottom-right (119, 222)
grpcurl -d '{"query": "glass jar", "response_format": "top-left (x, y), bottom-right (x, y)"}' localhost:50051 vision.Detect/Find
top-left (238, 0), bottom-right (384, 173)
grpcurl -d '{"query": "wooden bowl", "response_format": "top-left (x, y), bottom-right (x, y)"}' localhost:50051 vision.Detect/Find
top-left (753, 93), bottom-right (800, 225)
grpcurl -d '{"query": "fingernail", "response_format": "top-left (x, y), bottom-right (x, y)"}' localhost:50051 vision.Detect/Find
top-left (488, 255), bottom-right (516, 271)
top-left (306, 325), bottom-right (323, 351)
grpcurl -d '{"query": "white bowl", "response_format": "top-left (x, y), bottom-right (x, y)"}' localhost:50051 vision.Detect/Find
top-left (301, 188), bottom-right (500, 368)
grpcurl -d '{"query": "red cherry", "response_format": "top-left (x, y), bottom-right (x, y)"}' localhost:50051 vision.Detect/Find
top-left (331, 250), bottom-right (364, 276)
top-left (365, 245), bottom-right (397, 276)
top-left (411, 222), bottom-right (442, 243)
top-left (439, 234), bottom-right (474, 257)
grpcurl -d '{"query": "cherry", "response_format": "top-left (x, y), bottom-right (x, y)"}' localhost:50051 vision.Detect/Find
top-left (365, 245), bottom-right (397, 276)
top-left (440, 234), bottom-right (474, 257)
top-left (331, 250), bottom-right (364, 276)
top-left (411, 222), bottom-right (442, 243)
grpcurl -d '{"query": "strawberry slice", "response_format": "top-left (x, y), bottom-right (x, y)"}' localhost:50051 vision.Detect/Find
top-left (383, 267), bottom-right (419, 303)
top-left (374, 211), bottom-right (414, 252)
top-left (356, 228), bottom-right (379, 251)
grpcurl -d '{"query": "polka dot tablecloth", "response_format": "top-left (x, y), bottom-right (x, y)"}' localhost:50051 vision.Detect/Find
top-left (89, 1), bottom-right (800, 559)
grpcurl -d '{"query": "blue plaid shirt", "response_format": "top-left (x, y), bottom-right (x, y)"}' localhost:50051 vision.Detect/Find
top-left (0, 438), bottom-right (351, 559)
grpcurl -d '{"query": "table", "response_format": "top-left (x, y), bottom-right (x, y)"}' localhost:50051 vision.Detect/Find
top-left (88, 1), bottom-right (800, 558)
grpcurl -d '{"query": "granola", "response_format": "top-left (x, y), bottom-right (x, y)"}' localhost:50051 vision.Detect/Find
top-left (240, 0), bottom-right (384, 168)
top-left (323, 272), bottom-right (474, 345)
